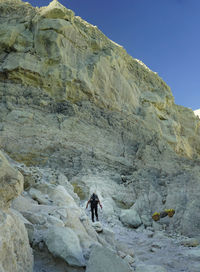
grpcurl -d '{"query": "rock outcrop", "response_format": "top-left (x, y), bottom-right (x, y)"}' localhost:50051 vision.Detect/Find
top-left (0, 0), bottom-right (200, 271)
top-left (0, 150), bottom-right (33, 272)
top-left (86, 245), bottom-right (131, 272)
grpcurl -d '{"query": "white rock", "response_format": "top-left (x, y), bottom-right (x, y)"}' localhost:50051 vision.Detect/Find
top-left (86, 245), bottom-right (131, 272)
top-left (92, 222), bottom-right (103, 233)
top-left (0, 151), bottom-right (23, 209)
top-left (120, 208), bottom-right (142, 228)
top-left (47, 215), bottom-right (65, 227)
top-left (29, 188), bottom-right (49, 205)
top-left (0, 210), bottom-right (33, 272)
top-left (124, 254), bottom-right (135, 265)
top-left (44, 226), bottom-right (86, 267)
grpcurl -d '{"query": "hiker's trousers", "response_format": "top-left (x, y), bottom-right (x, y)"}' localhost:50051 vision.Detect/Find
top-left (91, 205), bottom-right (98, 222)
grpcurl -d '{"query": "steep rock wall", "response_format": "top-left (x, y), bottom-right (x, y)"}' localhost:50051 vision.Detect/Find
top-left (0, 0), bottom-right (200, 240)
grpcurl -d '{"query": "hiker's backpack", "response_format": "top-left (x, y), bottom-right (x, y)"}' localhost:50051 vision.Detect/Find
top-left (90, 194), bottom-right (99, 205)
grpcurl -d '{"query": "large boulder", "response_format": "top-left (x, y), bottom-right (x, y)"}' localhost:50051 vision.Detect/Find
top-left (120, 207), bottom-right (142, 228)
top-left (44, 226), bottom-right (86, 267)
top-left (86, 245), bottom-right (131, 272)
top-left (0, 210), bottom-right (33, 272)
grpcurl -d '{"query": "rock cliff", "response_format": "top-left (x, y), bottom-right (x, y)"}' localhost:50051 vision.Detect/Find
top-left (0, 150), bottom-right (33, 272)
top-left (1, 0), bottom-right (200, 271)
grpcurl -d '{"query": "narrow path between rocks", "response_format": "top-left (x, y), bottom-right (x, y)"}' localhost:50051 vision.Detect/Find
top-left (107, 222), bottom-right (200, 272)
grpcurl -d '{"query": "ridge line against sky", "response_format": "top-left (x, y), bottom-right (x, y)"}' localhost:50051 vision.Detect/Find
top-left (27, 0), bottom-right (200, 111)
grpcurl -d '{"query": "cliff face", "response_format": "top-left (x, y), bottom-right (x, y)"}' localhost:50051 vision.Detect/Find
top-left (0, 0), bottom-right (199, 160)
top-left (1, 0), bottom-right (200, 271)
top-left (0, 150), bottom-right (33, 272)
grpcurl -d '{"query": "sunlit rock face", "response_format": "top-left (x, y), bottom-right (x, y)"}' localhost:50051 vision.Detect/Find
top-left (0, 150), bottom-right (33, 272)
top-left (194, 109), bottom-right (200, 118)
top-left (0, 0), bottom-right (200, 252)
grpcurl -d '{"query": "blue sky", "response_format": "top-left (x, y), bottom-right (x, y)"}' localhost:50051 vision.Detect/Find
top-left (27, 0), bottom-right (200, 110)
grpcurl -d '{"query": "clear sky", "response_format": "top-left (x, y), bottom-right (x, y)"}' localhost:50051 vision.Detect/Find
top-left (27, 0), bottom-right (200, 110)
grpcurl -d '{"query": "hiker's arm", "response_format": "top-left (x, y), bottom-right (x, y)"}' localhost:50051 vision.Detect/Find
top-left (98, 200), bottom-right (102, 209)
top-left (86, 200), bottom-right (90, 209)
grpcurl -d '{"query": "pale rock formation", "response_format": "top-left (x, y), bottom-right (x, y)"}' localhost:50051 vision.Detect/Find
top-left (0, 150), bottom-right (33, 272)
top-left (98, 228), bottom-right (116, 247)
top-left (120, 207), bottom-right (142, 228)
top-left (0, 150), bottom-right (23, 209)
top-left (85, 245), bottom-right (132, 272)
top-left (44, 226), bottom-right (86, 267)
top-left (0, 2), bottom-right (200, 271)
top-left (0, 209), bottom-right (33, 272)
top-left (92, 222), bottom-right (103, 233)
top-left (0, 0), bottom-right (199, 239)
top-left (12, 182), bottom-right (102, 249)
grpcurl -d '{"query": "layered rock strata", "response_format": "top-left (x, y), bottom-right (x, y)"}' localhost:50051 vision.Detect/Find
top-left (0, 0), bottom-right (200, 270)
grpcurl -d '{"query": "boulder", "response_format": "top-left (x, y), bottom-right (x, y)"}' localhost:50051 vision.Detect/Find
top-left (86, 245), bottom-right (131, 272)
top-left (120, 207), bottom-right (142, 228)
top-left (98, 228), bottom-right (116, 247)
top-left (29, 188), bottom-right (50, 205)
top-left (44, 226), bottom-right (86, 267)
top-left (92, 222), bottom-right (103, 233)
top-left (0, 210), bottom-right (33, 272)
top-left (0, 151), bottom-right (33, 271)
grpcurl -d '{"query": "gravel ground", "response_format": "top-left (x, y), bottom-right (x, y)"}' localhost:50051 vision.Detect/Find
top-left (109, 223), bottom-right (200, 272)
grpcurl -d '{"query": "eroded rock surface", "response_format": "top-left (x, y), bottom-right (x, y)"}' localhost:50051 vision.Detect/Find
top-left (86, 245), bottom-right (131, 272)
top-left (0, 0), bottom-right (200, 271)
top-left (0, 150), bottom-right (33, 272)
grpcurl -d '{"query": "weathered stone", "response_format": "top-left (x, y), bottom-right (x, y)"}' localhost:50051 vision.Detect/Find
top-left (44, 226), bottom-right (86, 267)
top-left (29, 187), bottom-right (50, 205)
top-left (98, 228), bottom-right (116, 247)
top-left (124, 255), bottom-right (135, 266)
top-left (1, 0), bottom-right (200, 253)
top-left (92, 222), bottom-right (103, 233)
top-left (0, 210), bottom-right (33, 272)
top-left (0, 150), bottom-right (23, 209)
top-left (86, 245), bottom-right (131, 272)
top-left (39, 0), bottom-right (74, 20)
top-left (120, 207), bottom-right (142, 228)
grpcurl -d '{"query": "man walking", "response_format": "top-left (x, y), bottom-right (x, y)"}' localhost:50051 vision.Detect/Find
top-left (86, 193), bottom-right (102, 222)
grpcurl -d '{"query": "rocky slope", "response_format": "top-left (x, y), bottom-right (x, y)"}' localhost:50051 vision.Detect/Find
top-left (1, 0), bottom-right (200, 271)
